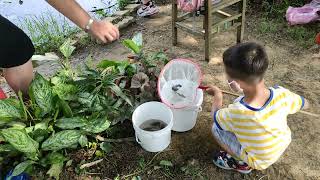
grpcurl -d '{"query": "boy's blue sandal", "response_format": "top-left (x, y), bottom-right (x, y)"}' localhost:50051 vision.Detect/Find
top-left (213, 151), bottom-right (252, 174)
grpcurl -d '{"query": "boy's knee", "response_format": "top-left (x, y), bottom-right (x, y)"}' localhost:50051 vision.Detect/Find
top-left (4, 60), bottom-right (33, 94)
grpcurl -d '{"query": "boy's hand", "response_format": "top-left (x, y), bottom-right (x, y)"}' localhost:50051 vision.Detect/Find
top-left (206, 85), bottom-right (222, 97)
top-left (89, 20), bottom-right (120, 43)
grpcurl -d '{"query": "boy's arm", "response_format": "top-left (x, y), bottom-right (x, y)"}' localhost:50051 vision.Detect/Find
top-left (206, 86), bottom-right (223, 116)
top-left (46, 0), bottom-right (119, 43)
top-left (282, 88), bottom-right (308, 114)
top-left (206, 86), bottom-right (234, 132)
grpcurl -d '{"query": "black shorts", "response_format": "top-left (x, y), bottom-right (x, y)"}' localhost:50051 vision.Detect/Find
top-left (0, 15), bottom-right (35, 68)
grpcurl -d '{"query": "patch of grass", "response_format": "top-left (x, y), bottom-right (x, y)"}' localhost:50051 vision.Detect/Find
top-left (181, 165), bottom-right (208, 179)
top-left (286, 25), bottom-right (316, 48)
top-left (251, 1), bottom-right (318, 48)
top-left (258, 18), bottom-right (278, 34)
top-left (118, 0), bottom-right (130, 10)
top-left (19, 13), bottom-right (79, 54)
top-left (249, 0), bottom-right (305, 18)
top-left (257, 17), bottom-right (317, 48)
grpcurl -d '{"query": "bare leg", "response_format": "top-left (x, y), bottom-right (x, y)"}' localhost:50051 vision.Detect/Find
top-left (3, 60), bottom-right (33, 95)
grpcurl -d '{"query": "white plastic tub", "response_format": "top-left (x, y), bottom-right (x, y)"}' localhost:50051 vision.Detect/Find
top-left (132, 102), bottom-right (173, 152)
top-left (171, 89), bottom-right (203, 132)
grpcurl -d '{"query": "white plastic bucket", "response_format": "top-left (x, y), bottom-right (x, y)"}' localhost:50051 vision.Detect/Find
top-left (132, 101), bottom-right (173, 152)
top-left (171, 89), bottom-right (203, 132)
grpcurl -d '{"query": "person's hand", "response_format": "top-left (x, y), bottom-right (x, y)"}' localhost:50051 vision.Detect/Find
top-left (206, 85), bottom-right (222, 97)
top-left (89, 20), bottom-right (120, 43)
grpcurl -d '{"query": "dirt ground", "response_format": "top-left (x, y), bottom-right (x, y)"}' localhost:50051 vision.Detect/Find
top-left (38, 4), bottom-right (320, 180)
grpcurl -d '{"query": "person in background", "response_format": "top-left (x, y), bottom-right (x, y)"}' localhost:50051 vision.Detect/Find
top-left (206, 42), bottom-right (309, 173)
top-left (137, 0), bottom-right (160, 17)
top-left (0, 0), bottom-right (119, 95)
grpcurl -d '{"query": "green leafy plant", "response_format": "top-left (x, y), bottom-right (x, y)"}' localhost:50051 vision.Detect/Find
top-left (0, 33), bottom-right (170, 179)
top-left (118, 0), bottom-right (130, 10)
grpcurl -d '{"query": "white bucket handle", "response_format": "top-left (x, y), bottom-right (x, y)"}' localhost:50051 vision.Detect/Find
top-left (135, 131), bottom-right (157, 144)
top-left (135, 132), bottom-right (142, 144)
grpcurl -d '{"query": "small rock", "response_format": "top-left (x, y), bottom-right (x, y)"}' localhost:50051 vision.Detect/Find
top-left (102, 16), bottom-right (119, 23)
top-left (32, 52), bottom-right (59, 62)
top-left (129, 0), bottom-right (140, 4)
top-left (116, 16), bottom-right (135, 29)
top-left (124, 4), bottom-right (140, 13)
top-left (114, 10), bottom-right (130, 17)
top-left (208, 56), bottom-right (222, 65)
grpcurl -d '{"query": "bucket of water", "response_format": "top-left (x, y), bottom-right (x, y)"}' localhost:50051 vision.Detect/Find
top-left (132, 101), bottom-right (173, 152)
top-left (171, 89), bottom-right (203, 132)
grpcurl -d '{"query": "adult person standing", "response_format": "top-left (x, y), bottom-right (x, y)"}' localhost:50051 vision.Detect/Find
top-left (0, 0), bottom-right (120, 95)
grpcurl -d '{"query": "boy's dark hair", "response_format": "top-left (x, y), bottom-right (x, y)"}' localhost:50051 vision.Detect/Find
top-left (223, 42), bottom-right (268, 83)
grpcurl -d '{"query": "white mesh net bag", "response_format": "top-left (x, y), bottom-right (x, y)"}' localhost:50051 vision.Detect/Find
top-left (157, 59), bottom-right (202, 109)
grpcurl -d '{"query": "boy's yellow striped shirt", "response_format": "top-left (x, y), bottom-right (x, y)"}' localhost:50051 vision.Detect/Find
top-left (214, 86), bottom-right (304, 170)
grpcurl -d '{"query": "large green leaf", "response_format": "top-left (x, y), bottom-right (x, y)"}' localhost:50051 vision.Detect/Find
top-left (97, 59), bottom-right (120, 69)
top-left (122, 39), bottom-right (141, 54)
top-left (47, 162), bottom-right (64, 180)
top-left (11, 160), bottom-right (35, 177)
top-left (82, 118), bottom-right (110, 133)
top-left (8, 122), bottom-right (26, 129)
top-left (34, 121), bottom-right (48, 130)
top-left (41, 130), bottom-right (81, 151)
top-left (30, 128), bottom-right (49, 143)
top-left (100, 142), bottom-right (112, 153)
top-left (29, 73), bottom-right (54, 117)
top-left (59, 38), bottom-right (76, 59)
top-left (1, 128), bottom-right (39, 154)
top-left (25, 152), bottom-right (39, 161)
top-left (97, 60), bottom-right (132, 76)
top-left (32, 121), bottom-right (49, 141)
top-left (46, 152), bottom-right (67, 164)
top-left (78, 135), bottom-right (88, 147)
top-left (55, 117), bottom-right (88, 130)
top-left (110, 85), bottom-right (132, 106)
top-left (126, 64), bottom-right (137, 77)
top-left (0, 98), bottom-right (23, 123)
top-left (0, 144), bottom-right (16, 152)
top-left (52, 79), bottom-right (78, 101)
top-left (57, 98), bottom-right (73, 118)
